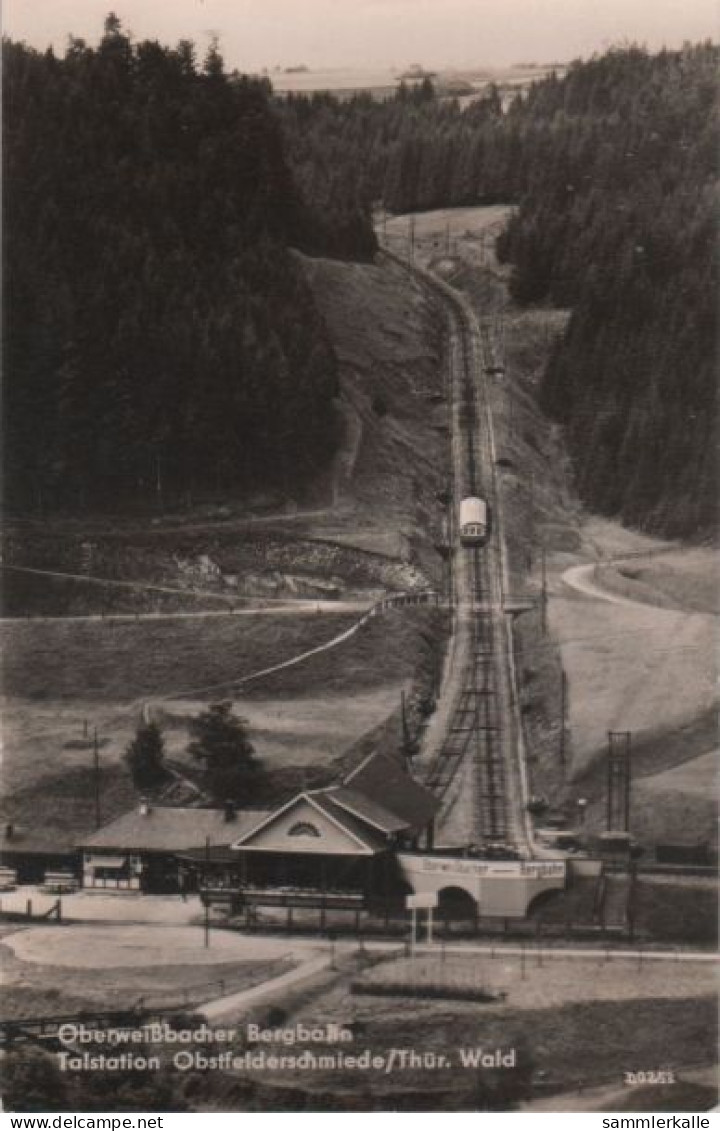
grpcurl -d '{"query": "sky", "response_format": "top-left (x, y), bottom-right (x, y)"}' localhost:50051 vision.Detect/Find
top-left (4, 0), bottom-right (718, 71)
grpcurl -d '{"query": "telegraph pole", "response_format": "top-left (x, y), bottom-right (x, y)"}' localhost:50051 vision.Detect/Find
top-left (559, 670), bottom-right (567, 769)
top-left (401, 690), bottom-right (411, 753)
top-left (204, 835), bottom-right (211, 948)
top-left (540, 545), bottom-right (548, 634)
top-left (155, 453), bottom-right (164, 510)
top-left (409, 215), bottom-right (416, 262)
top-left (527, 478), bottom-right (535, 571)
top-left (607, 731), bottom-right (632, 832)
top-left (93, 728), bottom-right (101, 829)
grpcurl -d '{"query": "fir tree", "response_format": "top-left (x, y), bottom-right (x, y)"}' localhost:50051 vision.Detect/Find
top-left (187, 701), bottom-right (261, 803)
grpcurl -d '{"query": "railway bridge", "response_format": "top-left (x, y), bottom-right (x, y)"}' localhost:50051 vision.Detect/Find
top-left (398, 853), bottom-right (566, 918)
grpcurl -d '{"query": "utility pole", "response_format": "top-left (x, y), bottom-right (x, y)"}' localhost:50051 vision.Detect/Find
top-left (155, 453), bottom-right (163, 510)
top-left (527, 478), bottom-right (535, 571)
top-left (559, 670), bottom-right (567, 770)
top-left (204, 835), bottom-right (211, 948)
top-left (401, 690), bottom-right (411, 754)
top-left (409, 215), bottom-right (416, 262)
top-left (607, 731), bottom-right (632, 832)
top-left (445, 219), bottom-right (450, 254)
top-left (540, 545), bottom-right (548, 634)
top-left (93, 728), bottom-right (101, 829)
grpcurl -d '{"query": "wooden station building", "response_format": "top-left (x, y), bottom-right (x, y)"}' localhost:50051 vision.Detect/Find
top-left (79, 752), bottom-right (439, 915)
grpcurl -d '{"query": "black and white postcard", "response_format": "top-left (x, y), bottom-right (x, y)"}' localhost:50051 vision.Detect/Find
top-left (1, 0), bottom-right (717, 1116)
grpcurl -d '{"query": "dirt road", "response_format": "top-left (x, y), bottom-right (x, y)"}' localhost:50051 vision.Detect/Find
top-left (0, 562), bottom-right (370, 621)
top-left (563, 562), bottom-right (653, 608)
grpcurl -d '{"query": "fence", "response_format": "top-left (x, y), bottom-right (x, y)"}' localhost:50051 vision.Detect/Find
top-left (0, 896), bottom-right (62, 922)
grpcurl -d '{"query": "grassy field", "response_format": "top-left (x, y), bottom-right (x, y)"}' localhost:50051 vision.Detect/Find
top-left (2, 921), bottom-right (716, 1111)
top-left (3, 248), bottom-right (450, 827)
top-left (383, 204), bottom-right (512, 276)
top-left (596, 548), bottom-right (719, 615)
top-left (400, 208), bottom-right (718, 854)
top-left (353, 952), bottom-right (716, 1009)
top-left (0, 942), bottom-right (292, 1017)
top-left (300, 253), bottom-right (447, 570)
top-left (632, 877), bottom-right (718, 945)
top-left (629, 755), bottom-right (719, 851)
top-left (1, 762), bottom-right (138, 846)
top-left (1, 610), bottom-right (357, 798)
top-left (1, 612), bottom-right (360, 704)
top-left (543, 521), bottom-right (718, 846)
top-left (2, 604), bottom-right (446, 846)
top-left (548, 526), bottom-right (717, 775)
top-left (231, 978), bottom-right (717, 1107)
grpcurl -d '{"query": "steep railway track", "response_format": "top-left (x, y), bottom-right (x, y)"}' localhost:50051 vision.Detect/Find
top-left (384, 251), bottom-right (529, 853)
top-left (445, 306), bottom-right (510, 844)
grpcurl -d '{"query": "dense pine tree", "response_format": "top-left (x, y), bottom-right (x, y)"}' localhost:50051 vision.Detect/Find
top-left (278, 44), bottom-right (718, 537)
top-left (6, 24), bottom-right (715, 535)
top-left (188, 701), bottom-right (261, 803)
top-left (496, 44), bottom-right (718, 536)
top-left (124, 721), bottom-right (168, 791)
top-left (3, 18), bottom-right (356, 513)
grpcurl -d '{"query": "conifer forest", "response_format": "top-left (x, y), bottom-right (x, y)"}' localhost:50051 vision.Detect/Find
top-left (4, 24), bottom-right (717, 536)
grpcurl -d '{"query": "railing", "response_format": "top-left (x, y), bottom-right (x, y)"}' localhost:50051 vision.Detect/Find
top-left (370, 590), bottom-right (441, 614)
top-left (0, 896), bottom-right (62, 922)
top-left (200, 885), bottom-right (366, 910)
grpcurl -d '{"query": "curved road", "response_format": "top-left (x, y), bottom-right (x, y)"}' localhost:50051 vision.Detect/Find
top-left (562, 563), bottom-right (652, 609)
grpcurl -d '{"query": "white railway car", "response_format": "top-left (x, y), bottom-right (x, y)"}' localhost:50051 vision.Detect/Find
top-left (459, 496), bottom-right (489, 546)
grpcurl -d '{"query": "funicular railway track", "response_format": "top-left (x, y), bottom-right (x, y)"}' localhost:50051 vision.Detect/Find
top-left (385, 252), bottom-right (525, 851)
top-left (444, 310), bottom-right (509, 843)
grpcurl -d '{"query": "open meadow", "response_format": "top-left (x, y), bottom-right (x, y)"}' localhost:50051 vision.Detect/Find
top-left (214, 949), bottom-right (717, 1106)
top-left (545, 519), bottom-right (718, 845)
top-left (0, 923), bottom-right (299, 1017)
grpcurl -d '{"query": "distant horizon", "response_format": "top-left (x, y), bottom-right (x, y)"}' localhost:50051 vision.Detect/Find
top-left (249, 61), bottom-right (569, 74)
top-left (4, 0), bottom-right (717, 73)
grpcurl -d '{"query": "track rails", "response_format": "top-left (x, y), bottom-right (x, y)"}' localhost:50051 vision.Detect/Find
top-left (387, 253), bottom-right (520, 848)
top-left (446, 309), bottom-right (509, 842)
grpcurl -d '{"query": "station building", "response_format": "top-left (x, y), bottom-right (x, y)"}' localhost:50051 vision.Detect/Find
top-left (77, 747), bottom-right (570, 925)
top-left (78, 751), bottom-right (439, 905)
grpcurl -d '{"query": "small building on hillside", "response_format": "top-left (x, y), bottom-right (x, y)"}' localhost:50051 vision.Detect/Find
top-left (0, 823), bottom-right (79, 885)
top-left (224, 751), bottom-right (437, 895)
top-left (72, 753), bottom-right (572, 925)
top-left (78, 751), bottom-right (438, 903)
top-left (78, 802), bottom-right (268, 894)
